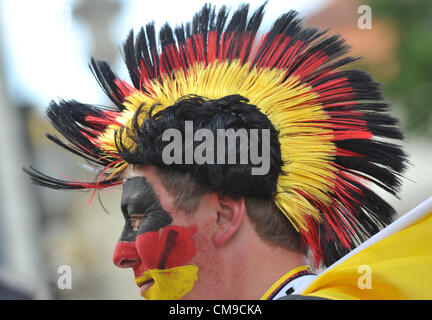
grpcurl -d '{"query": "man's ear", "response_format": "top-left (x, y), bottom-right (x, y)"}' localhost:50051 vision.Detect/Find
top-left (212, 194), bottom-right (246, 247)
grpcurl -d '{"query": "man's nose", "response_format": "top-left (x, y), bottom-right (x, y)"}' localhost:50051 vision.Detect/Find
top-left (113, 241), bottom-right (140, 268)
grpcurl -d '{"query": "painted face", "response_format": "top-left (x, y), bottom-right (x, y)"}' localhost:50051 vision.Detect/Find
top-left (112, 176), bottom-right (199, 299)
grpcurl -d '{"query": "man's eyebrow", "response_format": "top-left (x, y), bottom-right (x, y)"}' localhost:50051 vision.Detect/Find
top-left (119, 164), bottom-right (142, 182)
top-left (119, 165), bottom-right (132, 182)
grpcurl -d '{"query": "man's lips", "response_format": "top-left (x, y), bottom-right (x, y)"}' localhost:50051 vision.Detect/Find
top-left (137, 278), bottom-right (155, 296)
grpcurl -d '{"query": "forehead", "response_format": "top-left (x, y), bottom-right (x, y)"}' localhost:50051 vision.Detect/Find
top-left (123, 166), bottom-right (162, 193)
top-left (121, 166), bottom-right (176, 213)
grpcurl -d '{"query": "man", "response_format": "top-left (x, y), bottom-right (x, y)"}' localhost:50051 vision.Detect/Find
top-left (25, 3), bottom-right (410, 299)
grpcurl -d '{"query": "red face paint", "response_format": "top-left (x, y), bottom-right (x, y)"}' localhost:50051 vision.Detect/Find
top-left (113, 241), bottom-right (138, 268)
top-left (133, 225), bottom-right (197, 276)
top-left (113, 224), bottom-right (199, 292)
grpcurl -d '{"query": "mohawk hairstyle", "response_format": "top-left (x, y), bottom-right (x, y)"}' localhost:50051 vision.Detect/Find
top-left (24, 3), bottom-right (407, 266)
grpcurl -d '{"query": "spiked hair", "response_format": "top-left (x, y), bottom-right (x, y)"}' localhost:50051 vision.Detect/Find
top-left (24, 3), bottom-right (406, 266)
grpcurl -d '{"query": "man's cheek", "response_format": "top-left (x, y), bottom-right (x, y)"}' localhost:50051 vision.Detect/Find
top-left (136, 225), bottom-right (198, 271)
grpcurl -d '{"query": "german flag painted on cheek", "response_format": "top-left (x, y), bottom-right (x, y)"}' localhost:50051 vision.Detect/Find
top-left (136, 225), bottom-right (198, 271)
top-left (113, 175), bottom-right (200, 299)
top-left (133, 226), bottom-right (199, 300)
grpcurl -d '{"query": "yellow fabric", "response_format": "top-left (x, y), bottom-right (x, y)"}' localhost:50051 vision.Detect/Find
top-left (97, 59), bottom-right (337, 231)
top-left (260, 265), bottom-right (312, 300)
top-left (135, 265), bottom-right (199, 300)
top-left (302, 210), bottom-right (432, 300)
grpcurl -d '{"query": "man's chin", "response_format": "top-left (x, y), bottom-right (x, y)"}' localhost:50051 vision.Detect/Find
top-left (135, 265), bottom-right (199, 300)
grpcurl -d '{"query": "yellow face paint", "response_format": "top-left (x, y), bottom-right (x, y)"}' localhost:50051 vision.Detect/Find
top-left (136, 265), bottom-right (199, 300)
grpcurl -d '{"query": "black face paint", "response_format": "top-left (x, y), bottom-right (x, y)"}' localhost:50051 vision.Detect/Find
top-left (119, 176), bottom-right (172, 242)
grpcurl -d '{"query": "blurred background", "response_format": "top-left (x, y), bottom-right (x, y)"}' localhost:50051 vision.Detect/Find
top-left (0, 0), bottom-right (430, 299)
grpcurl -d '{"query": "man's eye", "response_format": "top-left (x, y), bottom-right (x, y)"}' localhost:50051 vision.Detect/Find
top-left (129, 214), bottom-right (148, 231)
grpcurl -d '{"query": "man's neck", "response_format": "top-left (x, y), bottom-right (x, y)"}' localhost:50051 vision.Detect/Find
top-left (221, 227), bottom-right (307, 299)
